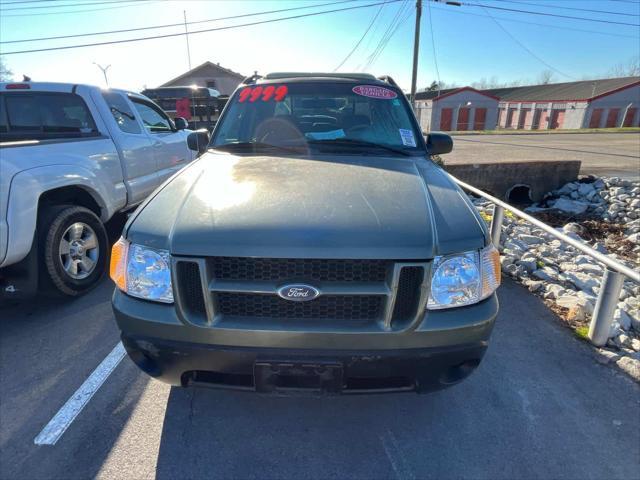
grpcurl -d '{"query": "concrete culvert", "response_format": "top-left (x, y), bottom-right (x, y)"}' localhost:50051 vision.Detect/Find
top-left (506, 184), bottom-right (532, 205)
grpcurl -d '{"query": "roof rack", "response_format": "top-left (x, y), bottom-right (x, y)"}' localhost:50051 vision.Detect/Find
top-left (377, 75), bottom-right (399, 88)
top-left (262, 72), bottom-right (378, 81)
top-left (242, 72), bottom-right (262, 85)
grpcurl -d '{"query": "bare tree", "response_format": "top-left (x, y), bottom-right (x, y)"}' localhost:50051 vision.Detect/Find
top-left (425, 80), bottom-right (459, 91)
top-left (608, 55), bottom-right (640, 77)
top-left (0, 58), bottom-right (12, 82)
top-left (537, 70), bottom-right (555, 85)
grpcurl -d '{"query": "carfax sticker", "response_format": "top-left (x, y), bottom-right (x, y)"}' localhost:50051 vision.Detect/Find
top-left (352, 85), bottom-right (397, 99)
top-left (399, 129), bottom-right (416, 147)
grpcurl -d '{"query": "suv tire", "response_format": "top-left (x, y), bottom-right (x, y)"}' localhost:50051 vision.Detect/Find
top-left (40, 205), bottom-right (108, 297)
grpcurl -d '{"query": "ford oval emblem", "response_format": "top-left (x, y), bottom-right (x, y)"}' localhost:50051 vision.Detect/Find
top-left (277, 284), bottom-right (320, 302)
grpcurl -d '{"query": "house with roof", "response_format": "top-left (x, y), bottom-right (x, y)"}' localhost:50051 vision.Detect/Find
top-left (159, 61), bottom-right (245, 96)
top-left (415, 76), bottom-right (640, 131)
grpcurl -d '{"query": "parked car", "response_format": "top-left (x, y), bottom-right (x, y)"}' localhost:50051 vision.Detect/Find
top-left (110, 73), bottom-right (500, 394)
top-left (0, 81), bottom-right (196, 298)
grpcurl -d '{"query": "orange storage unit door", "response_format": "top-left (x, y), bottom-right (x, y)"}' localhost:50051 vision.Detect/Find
top-left (589, 108), bottom-right (603, 128)
top-left (440, 108), bottom-right (453, 131)
top-left (550, 109), bottom-right (565, 129)
top-left (517, 109), bottom-right (530, 129)
top-left (474, 108), bottom-right (487, 130)
top-left (457, 107), bottom-right (470, 131)
top-left (505, 108), bottom-right (515, 128)
top-left (605, 108), bottom-right (620, 127)
top-left (623, 107), bottom-right (637, 127)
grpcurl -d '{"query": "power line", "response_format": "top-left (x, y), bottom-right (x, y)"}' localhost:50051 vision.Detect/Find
top-left (464, 2), bottom-right (640, 27)
top-left (479, 4), bottom-right (576, 80)
top-left (0, 0), bottom-right (148, 11)
top-left (1, 0), bottom-right (152, 16)
top-left (362, 0), bottom-right (410, 70)
top-left (334, 0), bottom-right (387, 71)
top-left (426, 0), bottom-right (442, 95)
top-left (1, 0), bottom-right (403, 55)
top-left (487, 0), bottom-right (639, 17)
top-left (361, 1), bottom-right (406, 70)
top-left (428, 3), bottom-right (638, 38)
top-left (1, 0), bottom-right (358, 44)
top-left (0, 0), bottom-right (57, 4)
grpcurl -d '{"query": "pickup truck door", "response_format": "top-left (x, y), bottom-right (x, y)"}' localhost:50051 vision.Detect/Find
top-left (128, 98), bottom-right (192, 183)
top-left (100, 91), bottom-right (158, 206)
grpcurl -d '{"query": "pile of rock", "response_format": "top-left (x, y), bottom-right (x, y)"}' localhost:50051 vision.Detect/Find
top-left (528, 176), bottom-right (640, 226)
top-left (469, 176), bottom-right (640, 380)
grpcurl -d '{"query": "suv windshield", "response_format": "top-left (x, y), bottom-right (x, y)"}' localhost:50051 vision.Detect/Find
top-left (211, 81), bottom-right (424, 156)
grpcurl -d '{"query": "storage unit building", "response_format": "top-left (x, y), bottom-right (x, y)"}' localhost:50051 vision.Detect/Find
top-left (415, 76), bottom-right (639, 132)
top-left (415, 87), bottom-right (500, 132)
top-left (488, 77), bottom-right (639, 130)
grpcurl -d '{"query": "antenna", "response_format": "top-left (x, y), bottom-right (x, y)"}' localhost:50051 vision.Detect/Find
top-left (184, 10), bottom-right (192, 71)
top-left (93, 62), bottom-right (111, 86)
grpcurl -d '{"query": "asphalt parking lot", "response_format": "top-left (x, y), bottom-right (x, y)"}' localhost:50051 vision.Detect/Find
top-left (448, 133), bottom-right (640, 180)
top-left (1, 279), bottom-right (638, 480)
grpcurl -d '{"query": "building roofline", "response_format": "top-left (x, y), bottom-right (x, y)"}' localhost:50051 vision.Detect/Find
top-left (495, 79), bottom-right (640, 103)
top-left (432, 86), bottom-right (500, 102)
top-left (159, 61), bottom-right (244, 87)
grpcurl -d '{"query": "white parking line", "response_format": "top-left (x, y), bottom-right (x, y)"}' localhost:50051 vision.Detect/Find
top-left (34, 342), bottom-right (126, 446)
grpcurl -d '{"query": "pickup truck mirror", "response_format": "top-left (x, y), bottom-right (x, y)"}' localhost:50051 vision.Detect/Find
top-left (174, 117), bottom-right (189, 130)
top-left (187, 129), bottom-right (210, 154)
top-left (424, 132), bottom-right (453, 155)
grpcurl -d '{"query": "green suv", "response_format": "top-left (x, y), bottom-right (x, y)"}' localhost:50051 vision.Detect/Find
top-left (110, 73), bottom-right (500, 394)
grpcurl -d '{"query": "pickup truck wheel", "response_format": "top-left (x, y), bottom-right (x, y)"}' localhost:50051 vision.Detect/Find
top-left (40, 206), bottom-right (108, 297)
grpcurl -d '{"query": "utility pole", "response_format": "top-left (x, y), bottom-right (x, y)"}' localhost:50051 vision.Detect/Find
top-left (184, 10), bottom-right (192, 70)
top-left (93, 62), bottom-right (111, 87)
top-left (410, 0), bottom-right (422, 107)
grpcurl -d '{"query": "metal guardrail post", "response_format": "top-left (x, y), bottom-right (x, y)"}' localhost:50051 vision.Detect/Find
top-left (588, 268), bottom-right (625, 347)
top-left (490, 205), bottom-right (505, 248)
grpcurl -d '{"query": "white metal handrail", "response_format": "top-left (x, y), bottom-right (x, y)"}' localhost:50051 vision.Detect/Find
top-left (450, 174), bottom-right (639, 347)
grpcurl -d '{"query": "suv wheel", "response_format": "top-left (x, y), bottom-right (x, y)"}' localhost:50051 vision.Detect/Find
top-left (40, 205), bottom-right (108, 296)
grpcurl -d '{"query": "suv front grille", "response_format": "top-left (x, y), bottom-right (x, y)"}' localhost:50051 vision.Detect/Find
top-left (174, 257), bottom-right (427, 331)
top-left (216, 293), bottom-right (384, 321)
top-left (210, 257), bottom-right (390, 282)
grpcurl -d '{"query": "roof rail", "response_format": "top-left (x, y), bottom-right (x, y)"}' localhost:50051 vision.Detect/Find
top-left (242, 72), bottom-right (262, 85)
top-left (377, 75), bottom-right (399, 88)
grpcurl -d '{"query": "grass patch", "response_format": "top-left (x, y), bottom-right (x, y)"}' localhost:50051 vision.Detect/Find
top-left (574, 325), bottom-right (590, 340)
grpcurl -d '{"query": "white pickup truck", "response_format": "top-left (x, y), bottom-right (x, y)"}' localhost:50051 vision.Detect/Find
top-left (0, 81), bottom-right (199, 298)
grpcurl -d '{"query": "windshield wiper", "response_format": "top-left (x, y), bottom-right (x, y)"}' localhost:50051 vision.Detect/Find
top-left (213, 142), bottom-right (303, 153)
top-left (307, 138), bottom-right (413, 156)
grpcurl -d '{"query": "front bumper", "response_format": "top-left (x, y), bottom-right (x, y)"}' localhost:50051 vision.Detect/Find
top-left (113, 290), bottom-right (498, 394)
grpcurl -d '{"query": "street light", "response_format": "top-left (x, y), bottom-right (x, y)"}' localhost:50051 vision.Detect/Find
top-left (93, 62), bottom-right (111, 87)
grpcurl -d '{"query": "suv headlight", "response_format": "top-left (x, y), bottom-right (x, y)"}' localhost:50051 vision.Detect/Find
top-left (427, 245), bottom-right (500, 310)
top-left (109, 238), bottom-right (174, 303)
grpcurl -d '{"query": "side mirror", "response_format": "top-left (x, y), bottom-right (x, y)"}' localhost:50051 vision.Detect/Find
top-left (425, 132), bottom-right (453, 155)
top-left (174, 117), bottom-right (189, 130)
top-left (187, 129), bottom-right (210, 154)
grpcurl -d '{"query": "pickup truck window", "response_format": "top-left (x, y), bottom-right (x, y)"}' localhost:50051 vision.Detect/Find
top-left (211, 82), bottom-right (425, 156)
top-left (102, 91), bottom-right (141, 134)
top-left (131, 100), bottom-right (173, 133)
top-left (0, 92), bottom-right (99, 142)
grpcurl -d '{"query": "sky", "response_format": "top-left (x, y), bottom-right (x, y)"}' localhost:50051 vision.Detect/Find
top-left (0, 0), bottom-right (639, 92)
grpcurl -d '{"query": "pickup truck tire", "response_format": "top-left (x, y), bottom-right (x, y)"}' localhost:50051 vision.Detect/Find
top-left (40, 205), bottom-right (108, 297)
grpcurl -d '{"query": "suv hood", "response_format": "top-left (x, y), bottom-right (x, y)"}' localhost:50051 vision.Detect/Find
top-left (127, 152), bottom-right (486, 259)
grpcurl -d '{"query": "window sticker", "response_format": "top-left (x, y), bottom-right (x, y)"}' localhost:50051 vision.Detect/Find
top-left (399, 129), bottom-right (416, 147)
top-left (352, 85), bottom-right (397, 100)
top-left (238, 85), bottom-right (288, 103)
top-left (305, 129), bottom-right (346, 141)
